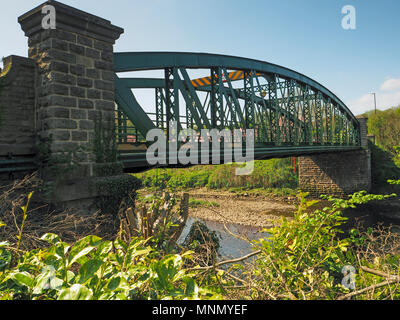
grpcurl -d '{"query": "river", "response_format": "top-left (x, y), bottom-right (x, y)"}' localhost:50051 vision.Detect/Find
top-left (177, 216), bottom-right (270, 260)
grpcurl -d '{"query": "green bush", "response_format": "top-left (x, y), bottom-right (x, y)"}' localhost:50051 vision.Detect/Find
top-left (248, 191), bottom-right (398, 300)
top-left (0, 233), bottom-right (222, 300)
top-left (369, 142), bottom-right (400, 192)
top-left (366, 106), bottom-right (400, 155)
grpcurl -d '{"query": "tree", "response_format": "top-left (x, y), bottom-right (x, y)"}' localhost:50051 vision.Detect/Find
top-left (367, 106), bottom-right (400, 155)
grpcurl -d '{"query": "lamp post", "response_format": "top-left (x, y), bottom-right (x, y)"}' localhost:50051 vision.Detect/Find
top-left (371, 93), bottom-right (377, 114)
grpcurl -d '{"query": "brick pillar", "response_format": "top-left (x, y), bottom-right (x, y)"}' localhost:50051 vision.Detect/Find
top-left (18, 1), bottom-right (124, 180)
top-left (299, 118), bottom-right (371, 198)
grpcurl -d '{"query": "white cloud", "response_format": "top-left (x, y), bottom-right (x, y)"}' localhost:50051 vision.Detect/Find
top-left (347, 78), bottom-right (400, 115)
top-left (380, 78), bottom-right (400, 91)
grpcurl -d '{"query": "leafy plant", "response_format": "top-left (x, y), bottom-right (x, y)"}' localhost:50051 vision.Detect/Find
top-left (0, 234), bottom-right (222, 300)
top-left (249, 191), bottom-right (397, 300)
top-left (16, 192), bottom-right (34, 251)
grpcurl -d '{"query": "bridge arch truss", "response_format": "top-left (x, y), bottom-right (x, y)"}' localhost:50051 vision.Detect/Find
top-left (113, 52), bottom-right (361, 166)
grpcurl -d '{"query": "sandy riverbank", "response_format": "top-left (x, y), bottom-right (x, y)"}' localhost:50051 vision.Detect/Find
top-left (182, 189), bottom-right (296, 228)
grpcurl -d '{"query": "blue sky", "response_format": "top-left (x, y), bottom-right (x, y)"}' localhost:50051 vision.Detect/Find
top-left (2, 0), bottom-right (400, 115)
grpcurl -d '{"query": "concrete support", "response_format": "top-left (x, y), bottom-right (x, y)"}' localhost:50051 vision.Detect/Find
top-left (299, 117), bottom-right (371, 198)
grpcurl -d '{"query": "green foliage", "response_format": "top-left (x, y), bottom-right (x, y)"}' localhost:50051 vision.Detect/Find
top-left (1, 185), bottom-right (400, 300)
top-left (394, 146), bottom-right (400, 167)
top-left (130, 192), bottom-right (190, 252)
top-left (16, 192), bottom-right (34, 252)
top-left (250, 191), bottom-right (398, 300)
top-left (0, 234), bottom-right (222, 300)
top-left (93, 162), bottom-right (124, 177)
top-left (188, 198), bottom-right (219, 208)
top-left (367, 106), bottom-right (400, 155)
top-left (369, 142), bottom-right (400, 191)
top-left (134, 158), bottom-right (298, 191)
top-left (94, 175), bottom-right (142, 214)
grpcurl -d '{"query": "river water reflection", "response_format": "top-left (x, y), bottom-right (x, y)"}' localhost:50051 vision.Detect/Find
top-left (177, 216), bottom-right (270, 260)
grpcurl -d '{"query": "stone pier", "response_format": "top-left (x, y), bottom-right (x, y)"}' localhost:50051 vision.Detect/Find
top-left (298, 117), bottom-right (371, 198)
top-left (0, 0), bottom-right (139, 212)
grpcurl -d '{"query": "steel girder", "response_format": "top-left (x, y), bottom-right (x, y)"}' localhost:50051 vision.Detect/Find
top-left (114, 52), bottom-right (361, 164)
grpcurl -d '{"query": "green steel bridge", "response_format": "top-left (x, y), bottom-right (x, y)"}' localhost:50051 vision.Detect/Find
top-left (114, 52), bottom-right (361, 170)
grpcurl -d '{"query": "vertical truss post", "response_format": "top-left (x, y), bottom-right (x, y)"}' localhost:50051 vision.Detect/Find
top-left (223, 68), bottom-right (245, 127)
top-left (210, 67), bottom-right (224, 129)
top-left (117, 106), bottom-right (123, 143)
top-left (334, 105), bottom-right (341, 145)
top-left (287, 79), bottom-right (297, 144)
top-left (302, 85), bottom-right (313, 145)
top-left (348, 121), bottom-right (354, 145)
top-left (244, 70), bottom-right (256, 130)
top-left (277, 80), bottom-right (289, 143)
top-left (254, 75), bottom-right (269, 143)
top-left (121, 110), bottom-right (128, 143)
top-left (326, 98), bottom-right (333, 145)
top-left (155, 88), bottom-right (164, 130)
top-left (268, 74), bottom-right (280, 145)
top-left (315, 92), bottom-right (324, 144)
top-left (186, 103), bottom-right (193, 129)
top-left (344, 119), bottom-right (349, 145)
top-left (165, 67), bottom-right (181, 139)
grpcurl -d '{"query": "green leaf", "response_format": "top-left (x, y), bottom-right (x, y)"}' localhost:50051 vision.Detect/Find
top-left (107, 276), bottom-right (121, 291)
top-left (114, 238), bottom-right (128, 252)
top-left (68, 235), bottom-right (102, 267)
top-left (68, 247), bottom-right (95, 267)
top-left (58, 284), bottom-right (93, 300)
top-left (33, 273), bottom-right (63, 294)
top-left (0, 241), bottom-right (9, 247)
top-left (12, 272), bottom-right (34, 288)
top-left (40, 233), bottom-right (61, 244)
top-left (183, 277), bottom-right (198, 296)
top-left (0, 248), bottom-right (12, 271)
top-left (79, 259), bottom-right (104, 284)
top-left (96, 241), bottom-right (113, 259)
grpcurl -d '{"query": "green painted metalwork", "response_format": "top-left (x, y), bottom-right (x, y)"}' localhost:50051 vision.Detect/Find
top-left (155, 88), bottom-right (164, 129)
top-left (114, 52), bottom-right (361, 168)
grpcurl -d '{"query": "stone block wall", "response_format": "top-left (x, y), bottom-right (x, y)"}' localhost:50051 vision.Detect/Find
top-left (298, 149), bottom-right (371, 198)
top-left (18, 0), bottom-right (124, 179)
top-left (298, 117), bottom-right (372, 198)
top-left (0, 56), bottom-right (36, 157)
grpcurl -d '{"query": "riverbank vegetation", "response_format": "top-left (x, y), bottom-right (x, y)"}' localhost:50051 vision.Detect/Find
top-left (134, 158), bottom-right (298, 194)
top-left (1, 173), bottom-right (399, 300)
top-left (362, 106), bottom-right (400, 193)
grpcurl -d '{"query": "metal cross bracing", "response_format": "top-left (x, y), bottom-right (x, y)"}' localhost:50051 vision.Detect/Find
top-left (113, 52), bottom-right (361, 169)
